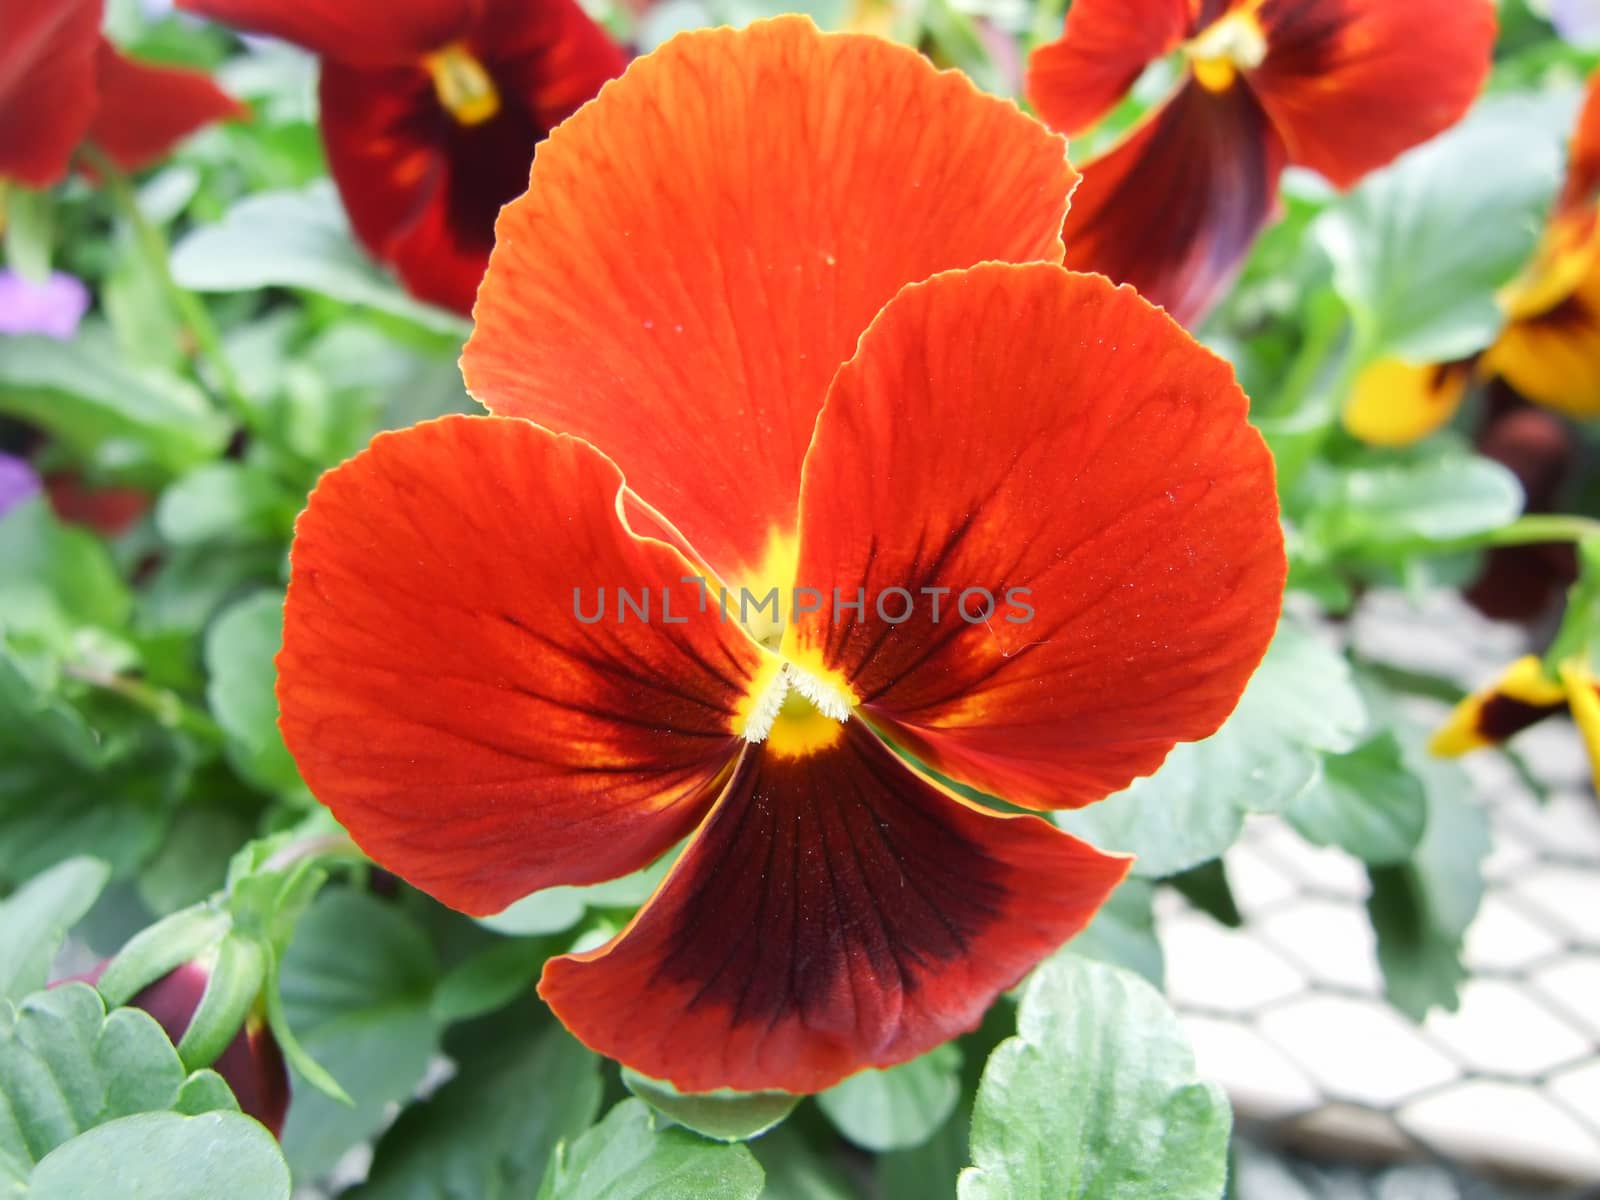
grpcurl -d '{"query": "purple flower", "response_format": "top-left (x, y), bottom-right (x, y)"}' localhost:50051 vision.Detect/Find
top-left (0, 453), bottom-right (41, 519)
top-left (1550, 0), bottom-right (1600, 46)
top-left (0, 271), bottom-right (90, 339)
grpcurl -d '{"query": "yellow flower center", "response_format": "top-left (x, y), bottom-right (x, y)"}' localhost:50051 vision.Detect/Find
top-left (1184, 5), bottom-right (1268, 93)
top-left (423, 44), bottom-right (501, 127)
top-left (738, 659), bottom-right (854, 759)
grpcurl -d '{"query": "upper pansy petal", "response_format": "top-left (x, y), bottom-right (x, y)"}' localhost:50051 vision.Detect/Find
top-left (277, 414), bottom-right (767, 917)
top-left (1025, 0), bottom-right (1199, 136)
top-left (86, 42), bottom-right (245, 174)
top-left (785, 264), bottom-right (1284, 811)
top-left (174, 0), bottom-right (473, 64)
top-left (1248, 0), bottom-right (1496, 188)
top-left (462, 16), bottom-right (1075, 588)
top-left (1060, 79), bottom-right (1284, 327)
top-left (0, 0), bottom-right (101, 187)
top-left (540, 720), bottom-right (1128, 1094)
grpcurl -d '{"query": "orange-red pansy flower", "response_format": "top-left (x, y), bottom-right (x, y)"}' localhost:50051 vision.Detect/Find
top-left (1027, 0), bottom-right (1496, 326)
top-left (277, 18), bottom-right (1286, 1093)
top-left (0, 0), bottom-right (242, 189)
top-left (176, 0), bottom-right (625, 315)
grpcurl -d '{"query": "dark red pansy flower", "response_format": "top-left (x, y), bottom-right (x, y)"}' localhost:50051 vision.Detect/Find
top-left (176, 0), bottom-right (626, 315)
top-left (1027, 0), bottom-right (1496, 325)
top-left (0, 0), bottom-right (242, 189)
top-left (62, 961), bottom-right (290, 1137)
top-left (277, 18), bottom-right (1285, 1093)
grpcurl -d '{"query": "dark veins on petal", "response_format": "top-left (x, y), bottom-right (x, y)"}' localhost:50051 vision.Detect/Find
top-left (654, 728), bottom-right (1010, 1030)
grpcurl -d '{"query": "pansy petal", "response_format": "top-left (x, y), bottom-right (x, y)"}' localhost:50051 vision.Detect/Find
top-left (277, 414), bottom-right (767, 916)
top-left (1484, 261), bottom-right (1600, 418)
top-left (1025, 0), bottom-right (1198, 136)
top-left (786, 264), bottom-right (1284, 812)
top-left (540, 720), bottom-right (1128, 1094)
top-left (318, 0), bottom-right (623, 314)
top-left (1560, 71), bottom-right (1600, 216)
top-left (1060, 79), bottom-right (1285, 327)
top-left (1431, 656), bottom-right (1568, 757)
top-left (462, 16), bottom-right (1075, 587)
top-left (1341, 357), bottom-right (1473, 447)
top-left (1248, 0), bottom-right (1495, 188)
top-left (174, 0), bottom-right (471, 64)
top-left (0, 0), bottom-right (100, 187)
top-left (86, 42), bottom-right (245, 174)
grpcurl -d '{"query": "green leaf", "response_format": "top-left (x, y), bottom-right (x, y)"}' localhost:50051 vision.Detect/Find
top-left (1319, 455), bottom-right (1525, 554)
top-left (156, 465), bottom-right (297, 548)
top-left (1066, 878), bottom-right (1164, 988)
top-left (817, 1046), bottom-right (960, 1153)
top-left (170, 185), bottom-right (470, 337)
top-left (1166, 860), bottom-right (1241, 929)
top-left (351, 1012), bottom-right (602, 1200)
top-left (0, 328), bottom-right (228, 480)
top-left (0, 984), bottom-right (239, 1178)
top-left (204, 591), bottom-right (301, 795)
top-left (3, 187), bottom-right (53, 282)
top-left (26, 1111), bottom-right (289, 1200)
top-left (0, 650), bottom-right (185, 887)
top-left (1315, 100), bottom-right (1562, 362)
top-left (478, 853), bottom-right (677, 937)
top-left (0, 858), bottom-right (110, 1003)
top-left (538, 1099), bottom-right (764, 1200)
top-left (623, 1071), bottom-right (799, 1144)
top-left (1367, 759), bottom-right (1490, 1021)
top-left (0, 499), bottom-right (131, 645)
top-left (960, 957), bottom-right (1230, 1200)
top-left (753, 1125), bottom-right (862, 1200)
top-left (429, 939), bottom-right (544, 1025)
top-left (1287, 733), bottom-right (1427, 864)
top-left (276, 889), bottom-right (441, 1181)
top-left (1060, 621), bottom-right (1365, 876)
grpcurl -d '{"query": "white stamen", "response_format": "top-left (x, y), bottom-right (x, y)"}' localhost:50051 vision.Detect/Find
top-left (786, 665), bottom-right (854, 723)
top-left (741, 662), bottom-right (852, 743)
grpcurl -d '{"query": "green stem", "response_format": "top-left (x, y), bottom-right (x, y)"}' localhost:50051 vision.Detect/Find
top-left (261, 833), bottom-right (362, 875)
top-left (64, 663), bottom-right (225, 743)
top-left (1480, 514), bottom-right (1600, 547)
top-left (84, 145), bottom-right (253, 428)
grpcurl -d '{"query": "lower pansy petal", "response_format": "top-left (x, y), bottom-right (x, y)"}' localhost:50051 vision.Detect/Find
top-left (540, 720), bottom-right (1128, 1094)
top-left (1431, 656), bottom-right (1569, 757)
top-left (86, 42), bottom-right (245, 174)
top-left (786, 263), bottom-right (1284, 811)
top-left (1249, 0), bottom-right (1495, 188)
top-left (1342, 357), bottom-right (1474, 447)
top-left (1060, 78), bottom-right (1285, 327)
top-left (278, 414), bottom-right (767, 916)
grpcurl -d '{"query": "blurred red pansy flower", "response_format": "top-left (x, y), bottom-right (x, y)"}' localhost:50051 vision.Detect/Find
top-left (277, 18), bottom-right (1285, 1093)
top-left (176, 0), bottom-right (626, 315)
top-left (1027, 0), bottom-right (1496, 326)
top-left (0, 0), bottom-right (242, 189)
